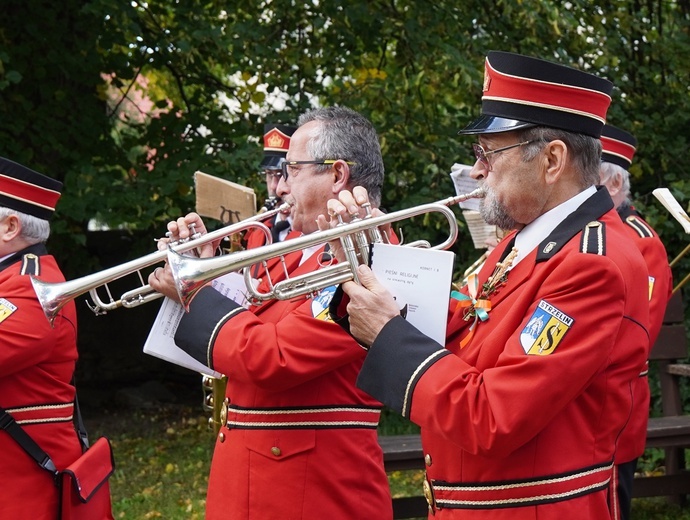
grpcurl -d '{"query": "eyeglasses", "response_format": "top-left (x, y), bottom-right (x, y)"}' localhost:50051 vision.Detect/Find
top-left (277, 160), bottom-right (356, 182)
top-left (472, 140), bottom-right (536, 170)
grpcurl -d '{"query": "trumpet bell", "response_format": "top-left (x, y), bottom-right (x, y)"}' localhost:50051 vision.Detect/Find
top-left (31, 203), bottom-right (291, 326)
top-left (31, 276), bottom-right (72, 326)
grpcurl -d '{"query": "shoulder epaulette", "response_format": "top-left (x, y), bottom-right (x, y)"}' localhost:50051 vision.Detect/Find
top-left (580, 221), bottom-right (606, 255)
top-left (625, 215), bottom-right (654, 238)
top-left (19, 253), bottom-right (40, 276)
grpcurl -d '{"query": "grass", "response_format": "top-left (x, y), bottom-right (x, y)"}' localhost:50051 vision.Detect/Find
top-left (84, 403), bottom-right (690, 519)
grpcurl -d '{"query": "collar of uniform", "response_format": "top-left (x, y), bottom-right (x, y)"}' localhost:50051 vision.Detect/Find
top-left (616, 202), bottom-right (640, 220)
top-left (0, 243), bottom-right (47, 272)
top-left (513, 185), bottom-right (597, 265)
top-left (534, 186), bottom-right (614, 262)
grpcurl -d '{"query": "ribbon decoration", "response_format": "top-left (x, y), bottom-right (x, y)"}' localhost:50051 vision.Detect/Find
top-left (451, 247), bottom-right (519, 349)
top-left (451, 273), bottom-right (491, 349)
top-left (451, 273), bottom-right (492, 322)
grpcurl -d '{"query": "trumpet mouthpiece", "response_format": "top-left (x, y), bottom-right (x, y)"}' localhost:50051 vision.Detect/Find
top-left (470, 188), bottom-right (486, 199)
top-left (446, 188), bottom-right (485, 206)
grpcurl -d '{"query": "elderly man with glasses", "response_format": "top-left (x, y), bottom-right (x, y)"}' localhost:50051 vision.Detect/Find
top-left (327, 52), bottom-right (651, 519)
top-left (149, 106), bottom-right (393, 520)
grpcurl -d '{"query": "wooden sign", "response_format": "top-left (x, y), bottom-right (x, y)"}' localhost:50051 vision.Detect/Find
top-left (194, 171), bottom-right (256, 224)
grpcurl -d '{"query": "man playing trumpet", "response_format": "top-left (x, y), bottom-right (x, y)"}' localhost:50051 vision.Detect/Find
top-left (325, 52), bottom-right (651, 519)
top-left (149, 106), bottom-right (393, 520)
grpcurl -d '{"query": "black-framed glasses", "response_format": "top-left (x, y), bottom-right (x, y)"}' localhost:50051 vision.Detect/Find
top-left (277, 160), bottom-right (356, 181)
top-left (472, 140), bottom-right (536, 170)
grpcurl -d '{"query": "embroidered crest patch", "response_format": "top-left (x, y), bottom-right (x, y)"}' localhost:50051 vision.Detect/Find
top-left (311, 285), bottom-right (336, 321)
top-left (520, 300), bottom-right (573, 355)
top-left (0, 298), bottom-right (18, 324)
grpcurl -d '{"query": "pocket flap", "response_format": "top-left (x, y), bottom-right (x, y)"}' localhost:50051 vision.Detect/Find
top-left (244, 429), bottom-right (315, 460)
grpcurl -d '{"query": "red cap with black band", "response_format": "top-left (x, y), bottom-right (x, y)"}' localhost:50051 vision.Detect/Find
top-left (0, 157), bottom-right (62, 220)
top-left (459, 51), bottom-right (613, 138)
top-left (259, 124), bottom-right (297, 170)
top-left (600, 124), bottom-right (637, 170)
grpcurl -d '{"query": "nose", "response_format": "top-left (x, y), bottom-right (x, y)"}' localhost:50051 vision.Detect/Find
top-left (276, 174), bottom-right (289, 199)
top-left (469, 160), bottom-right (488, 180)
top-left (266, 174), bottom-right (280, 197)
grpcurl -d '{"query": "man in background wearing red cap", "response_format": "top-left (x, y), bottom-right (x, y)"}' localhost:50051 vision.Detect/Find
top-left (251, 123), bottom-right (297, 236)
top-left (330, 52), bottom-right (650, 519)
top-left (244, 123), bottom-right (303, 280)
top-left (0, 158), bottom-right (83, 519)
top-left (599, 124), bottom-right (673, 519)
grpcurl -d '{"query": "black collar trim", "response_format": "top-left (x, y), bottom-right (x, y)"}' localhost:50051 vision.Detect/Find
top-left (535, 187), bottom-right (614, 262)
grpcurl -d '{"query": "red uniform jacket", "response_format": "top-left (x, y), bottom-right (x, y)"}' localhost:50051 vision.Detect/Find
top-left (358, 188), bottom-right (650, 519)
top-left (0, 245), bottom-right (81, 520)
top-left (615, 205), bottom-right (672, 463)
top-left (175, 247), bottom-right (392, 520)
top-left (243, 215), bottom-right (303, 285)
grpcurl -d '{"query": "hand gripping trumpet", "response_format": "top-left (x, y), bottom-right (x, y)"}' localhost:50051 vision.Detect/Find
top-left (31, 203), bottom-right (292, 326)
top-left (168, 189), bottom-right (485, 309)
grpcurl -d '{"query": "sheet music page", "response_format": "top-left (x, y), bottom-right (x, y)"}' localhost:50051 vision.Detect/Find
top-left (449, 164), bottom-right (500, 249)
top-left (653, 188), bottom-right (690, 234)
top-left (143, 271), bottom-right (249, 377)
top-left (370, 243), bottom-right (455, 345)
top-left (449, 163), bottom-right (482, 211)
top-left (463, 210), bottom-right (499, 249)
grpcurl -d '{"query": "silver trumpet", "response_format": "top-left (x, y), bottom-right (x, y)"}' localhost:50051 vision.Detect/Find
top-left (168, 189), bottom-right (485, 310)
top-left (31, 203), bottom-right (292, 326)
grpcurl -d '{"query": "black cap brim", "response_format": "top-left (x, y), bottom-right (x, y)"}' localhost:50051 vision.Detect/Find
top-left (458, 115), bottom-right (536, 135)
top-left (259, 156), bottom-right (286, 170)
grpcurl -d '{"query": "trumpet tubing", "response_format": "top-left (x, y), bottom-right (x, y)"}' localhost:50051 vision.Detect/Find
top-left (169, 189), bottom-right (485, 308)
top-left (31, 203), bottom-right (291, 325)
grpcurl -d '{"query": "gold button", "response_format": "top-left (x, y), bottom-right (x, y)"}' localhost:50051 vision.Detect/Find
top-left (220, 398), bottom-right (229, 426)
top-left (425, 454), bottom-right (432, 467)
top-left (271, 446), bottom-right (282, 457)
top-left (218, 432), bottom-right (225, 443)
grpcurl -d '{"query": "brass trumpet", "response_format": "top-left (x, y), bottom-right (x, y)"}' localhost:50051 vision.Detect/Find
top-left (168, 189), bottom-right (485, 309)
top-left (31, 203), bottom-right (292, 325)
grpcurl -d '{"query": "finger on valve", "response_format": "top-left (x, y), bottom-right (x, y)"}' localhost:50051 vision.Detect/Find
top-left (315, 210), bottom-right (345, 263)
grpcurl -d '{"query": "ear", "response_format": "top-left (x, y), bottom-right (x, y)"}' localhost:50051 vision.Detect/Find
top-left (0, 214), bottom-right (22, 243)
top-left (331, 160), bottom-right (351, 194)
top-left (607, 171), bottom-right (623, 196)
top-left (541, 140), bottom-right (568, 186)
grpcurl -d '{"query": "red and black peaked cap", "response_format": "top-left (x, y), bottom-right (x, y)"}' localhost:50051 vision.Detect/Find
top-left (600, 124), bottom-right (637, 170)
top-left (459, 51), bottom-right (613, 138)
top-left (0, 157), bottom-right (62, 220)
top-left (259, 123), bottom-right (297, 170)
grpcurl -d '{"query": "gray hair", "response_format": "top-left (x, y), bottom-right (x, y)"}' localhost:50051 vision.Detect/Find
top-left (0, 207), bottom-right (50, 244)
top-left (297, 106), bottom-right (384, 205)
top-left (599, 161), bottom-right (631, 203)
top-left (517, 126), bottom-right (602, 188)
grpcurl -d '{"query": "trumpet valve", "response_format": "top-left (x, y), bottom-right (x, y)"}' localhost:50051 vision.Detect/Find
top-left (188, 223), bottom-right (202, 241)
